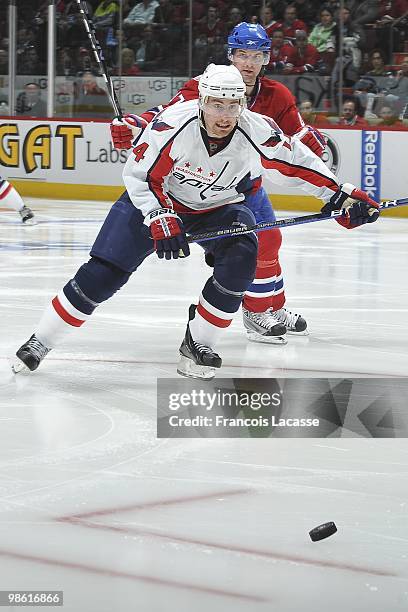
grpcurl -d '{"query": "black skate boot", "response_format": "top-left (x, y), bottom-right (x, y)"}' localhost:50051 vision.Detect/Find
top-left (12, 334), bottom-right (51, 373)
top-left (269, 307), bottom-right (308, 335)
top-left (177, 304), bottom-right (222, 380)
top-left (19, 205), bottom-right (36, 225)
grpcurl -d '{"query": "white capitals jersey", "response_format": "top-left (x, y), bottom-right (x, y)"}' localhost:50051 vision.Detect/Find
top-left (123, 99), bottom-right (340, 217)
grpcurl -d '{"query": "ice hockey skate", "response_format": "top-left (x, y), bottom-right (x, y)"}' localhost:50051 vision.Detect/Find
top-left (12, 334), bottom-right (51, 373)
top-left (177, 305), bottom-right (222, 380)
top-left (270, 307), bottom-right (308, 335)
top-left (242, 308), bottom-right (287, 344)
top-left (19, 205), bottom-right (37, 225)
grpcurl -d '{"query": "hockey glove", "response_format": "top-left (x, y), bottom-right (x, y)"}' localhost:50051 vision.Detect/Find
top-left (294, 125), bottom-right (326, 157)
top-left (144, 209), bottom-right (190, 260)
top-left (321, 183), bottom-right (380, 229)
top-left (110, 114), bottom-right (148, 150)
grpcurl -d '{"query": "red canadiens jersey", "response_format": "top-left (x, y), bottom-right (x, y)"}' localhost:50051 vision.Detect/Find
top-left (285, 44), bottom-right (321, 74)
top-left (141, 75), bottom-right (305, 137)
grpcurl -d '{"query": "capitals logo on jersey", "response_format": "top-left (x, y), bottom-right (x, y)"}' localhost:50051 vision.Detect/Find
top-left (260, 116), bottom-right (283, 147)
top-left (151, 117), bottom-right (174, 132)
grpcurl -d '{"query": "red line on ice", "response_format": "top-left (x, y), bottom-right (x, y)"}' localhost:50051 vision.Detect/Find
top-left (57, 490), bottom-right (396, 579)
top-left (58, 488), bottom-right (251, 520)
top-left (0, 549), bottom-right (266, 602)
top-left (69, 521), bottom-right (397, 578)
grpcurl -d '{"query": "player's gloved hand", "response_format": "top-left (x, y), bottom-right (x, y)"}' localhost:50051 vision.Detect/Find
top-left (110, 114), bottom-right (148, 150)
top-left (321, 183), bottom-right (380, 229)
top-left (294, 125), bottom-right (326, 157)
top-left (144, 208), bottom-right (190, 260)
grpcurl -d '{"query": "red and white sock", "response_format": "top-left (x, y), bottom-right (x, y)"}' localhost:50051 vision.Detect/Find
top-left (35, 290), bottom-right (91, 348)
top-left (189, 294), bottom-right (233, 349)
top-left (0, 179), bottom-right (25, 212)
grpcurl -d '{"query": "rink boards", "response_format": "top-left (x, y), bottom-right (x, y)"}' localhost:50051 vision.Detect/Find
top-left (0, 116), bottom-right (407, 216)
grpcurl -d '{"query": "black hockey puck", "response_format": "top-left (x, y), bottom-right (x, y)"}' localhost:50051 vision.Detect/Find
top-left (309, 521), bottom-right (337, 542)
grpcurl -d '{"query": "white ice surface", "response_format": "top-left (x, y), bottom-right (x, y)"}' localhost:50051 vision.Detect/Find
top-left (0, 199), bottom-right (407, 611)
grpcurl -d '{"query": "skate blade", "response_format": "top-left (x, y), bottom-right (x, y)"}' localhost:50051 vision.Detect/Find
top-left (246, 330), bottom-right (288, 345)
top-left (177, 355), bottom-right (217, 380)
top-left (11, 358), bottom-right (29, 374)
top-left (22, 218), bottom-right (38, 226)
top-left (286, 329), bottom-right (309, 336)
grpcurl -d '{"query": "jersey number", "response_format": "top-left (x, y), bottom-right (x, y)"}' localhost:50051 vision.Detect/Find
top-left (133, 143), bottom-right (149, 162)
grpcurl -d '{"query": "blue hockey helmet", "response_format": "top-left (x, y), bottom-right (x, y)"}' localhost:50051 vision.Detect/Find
top-left (227, 23), bottom-right (271, 64)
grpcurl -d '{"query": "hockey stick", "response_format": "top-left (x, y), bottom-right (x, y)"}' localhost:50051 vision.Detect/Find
top-left (186, 198), bottom-right (408, 244)
top-left (75, 0), bottom-right (123, 118)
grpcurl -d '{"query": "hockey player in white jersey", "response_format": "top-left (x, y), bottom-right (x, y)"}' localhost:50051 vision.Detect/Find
top-left (0, 177), bottom-right (35, 224)
top-left (14, 65), bottom-right (379, 380)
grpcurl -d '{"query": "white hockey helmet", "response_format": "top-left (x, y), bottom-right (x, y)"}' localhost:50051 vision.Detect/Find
top-left (198, 64), bottom-right (246, 102)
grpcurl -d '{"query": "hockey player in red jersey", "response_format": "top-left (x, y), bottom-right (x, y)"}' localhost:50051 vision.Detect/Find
top-left (0, 176), bottom-right (36, 224)
top-left (110, 23), bottom-right (326, 345)
top-left (14, 66), bottom-right (379, 381)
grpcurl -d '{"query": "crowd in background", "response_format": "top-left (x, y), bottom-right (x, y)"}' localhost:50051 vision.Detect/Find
top-left (0, 0), bottom-right (407, 122)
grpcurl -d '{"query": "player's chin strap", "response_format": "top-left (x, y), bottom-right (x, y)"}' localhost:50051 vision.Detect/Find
top-left (186, 198), bottom-right (408, 244)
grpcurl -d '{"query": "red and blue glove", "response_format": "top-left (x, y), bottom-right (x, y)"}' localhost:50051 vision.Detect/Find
top-left (321, 183), bottom-right (380, 229)
top-left (295, 125), bottom-right (326, 157)
top-left (110, 114), bottom-right (148, 150)
top-left (144, 208), bottom-right (190, 260)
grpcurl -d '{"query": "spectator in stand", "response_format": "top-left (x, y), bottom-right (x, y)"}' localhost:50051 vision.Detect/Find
top-left (283, 30), bottom-right (320, 74)
top-left (259, 4), bottom-right (280, 38)
top-left (56, 47), bottom-right (77, 76)
top-left (74, 71), bottom-right (111, 117)
top-left (208, 0), bottom-right (229, 20)
top-left (195, 6), bottom-right (226, 64)
top-left (123, 0), bottom-right (159, 42)
top-left (226, 7), bottom-right (244, 33)
top-left (266, 29), bottom-right (294, 73)
top-left (135, 24), bottom-right (163, 71)
top-left (16, 83), bottom-right (47, 117)
top-left (339, 97), bottom-right (368, 126)
top-left (276, 4), bottom-right (308, 45)
top-left (18, 46), bottom-right (46, 75)
top-left (298, 99), bottom-right (329, 125)
top-left (116, 47), bottom-right (141, 75)
top-left (347, 0), bottom-right (380, 26)
top-left (93, 0), bottom-right (119, 31)
top-left (196, 6), bottom-right (226, 42)
top-left (366, 48), bottom-right (394, 76)
top-left (378, 57), bottom-right (408, 114)
top-left (75, 47), bottom-right (97, 76)
top-left (308, 7), bottom-right (336, 72)
top-left (376, 103), bottom-right (405, 125)
top-left (0, 49), bottom-right (8, 75)
top-left (385, 57), bottom-right (408, 115)
top-left (395, 56), bottom-right (408, 80)
top-left (267, 0), bottom-right (288, 20)
top-left (375, 0), bottom-right (408, 59)
top-left (293, 0), bottom-right (321, 25)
